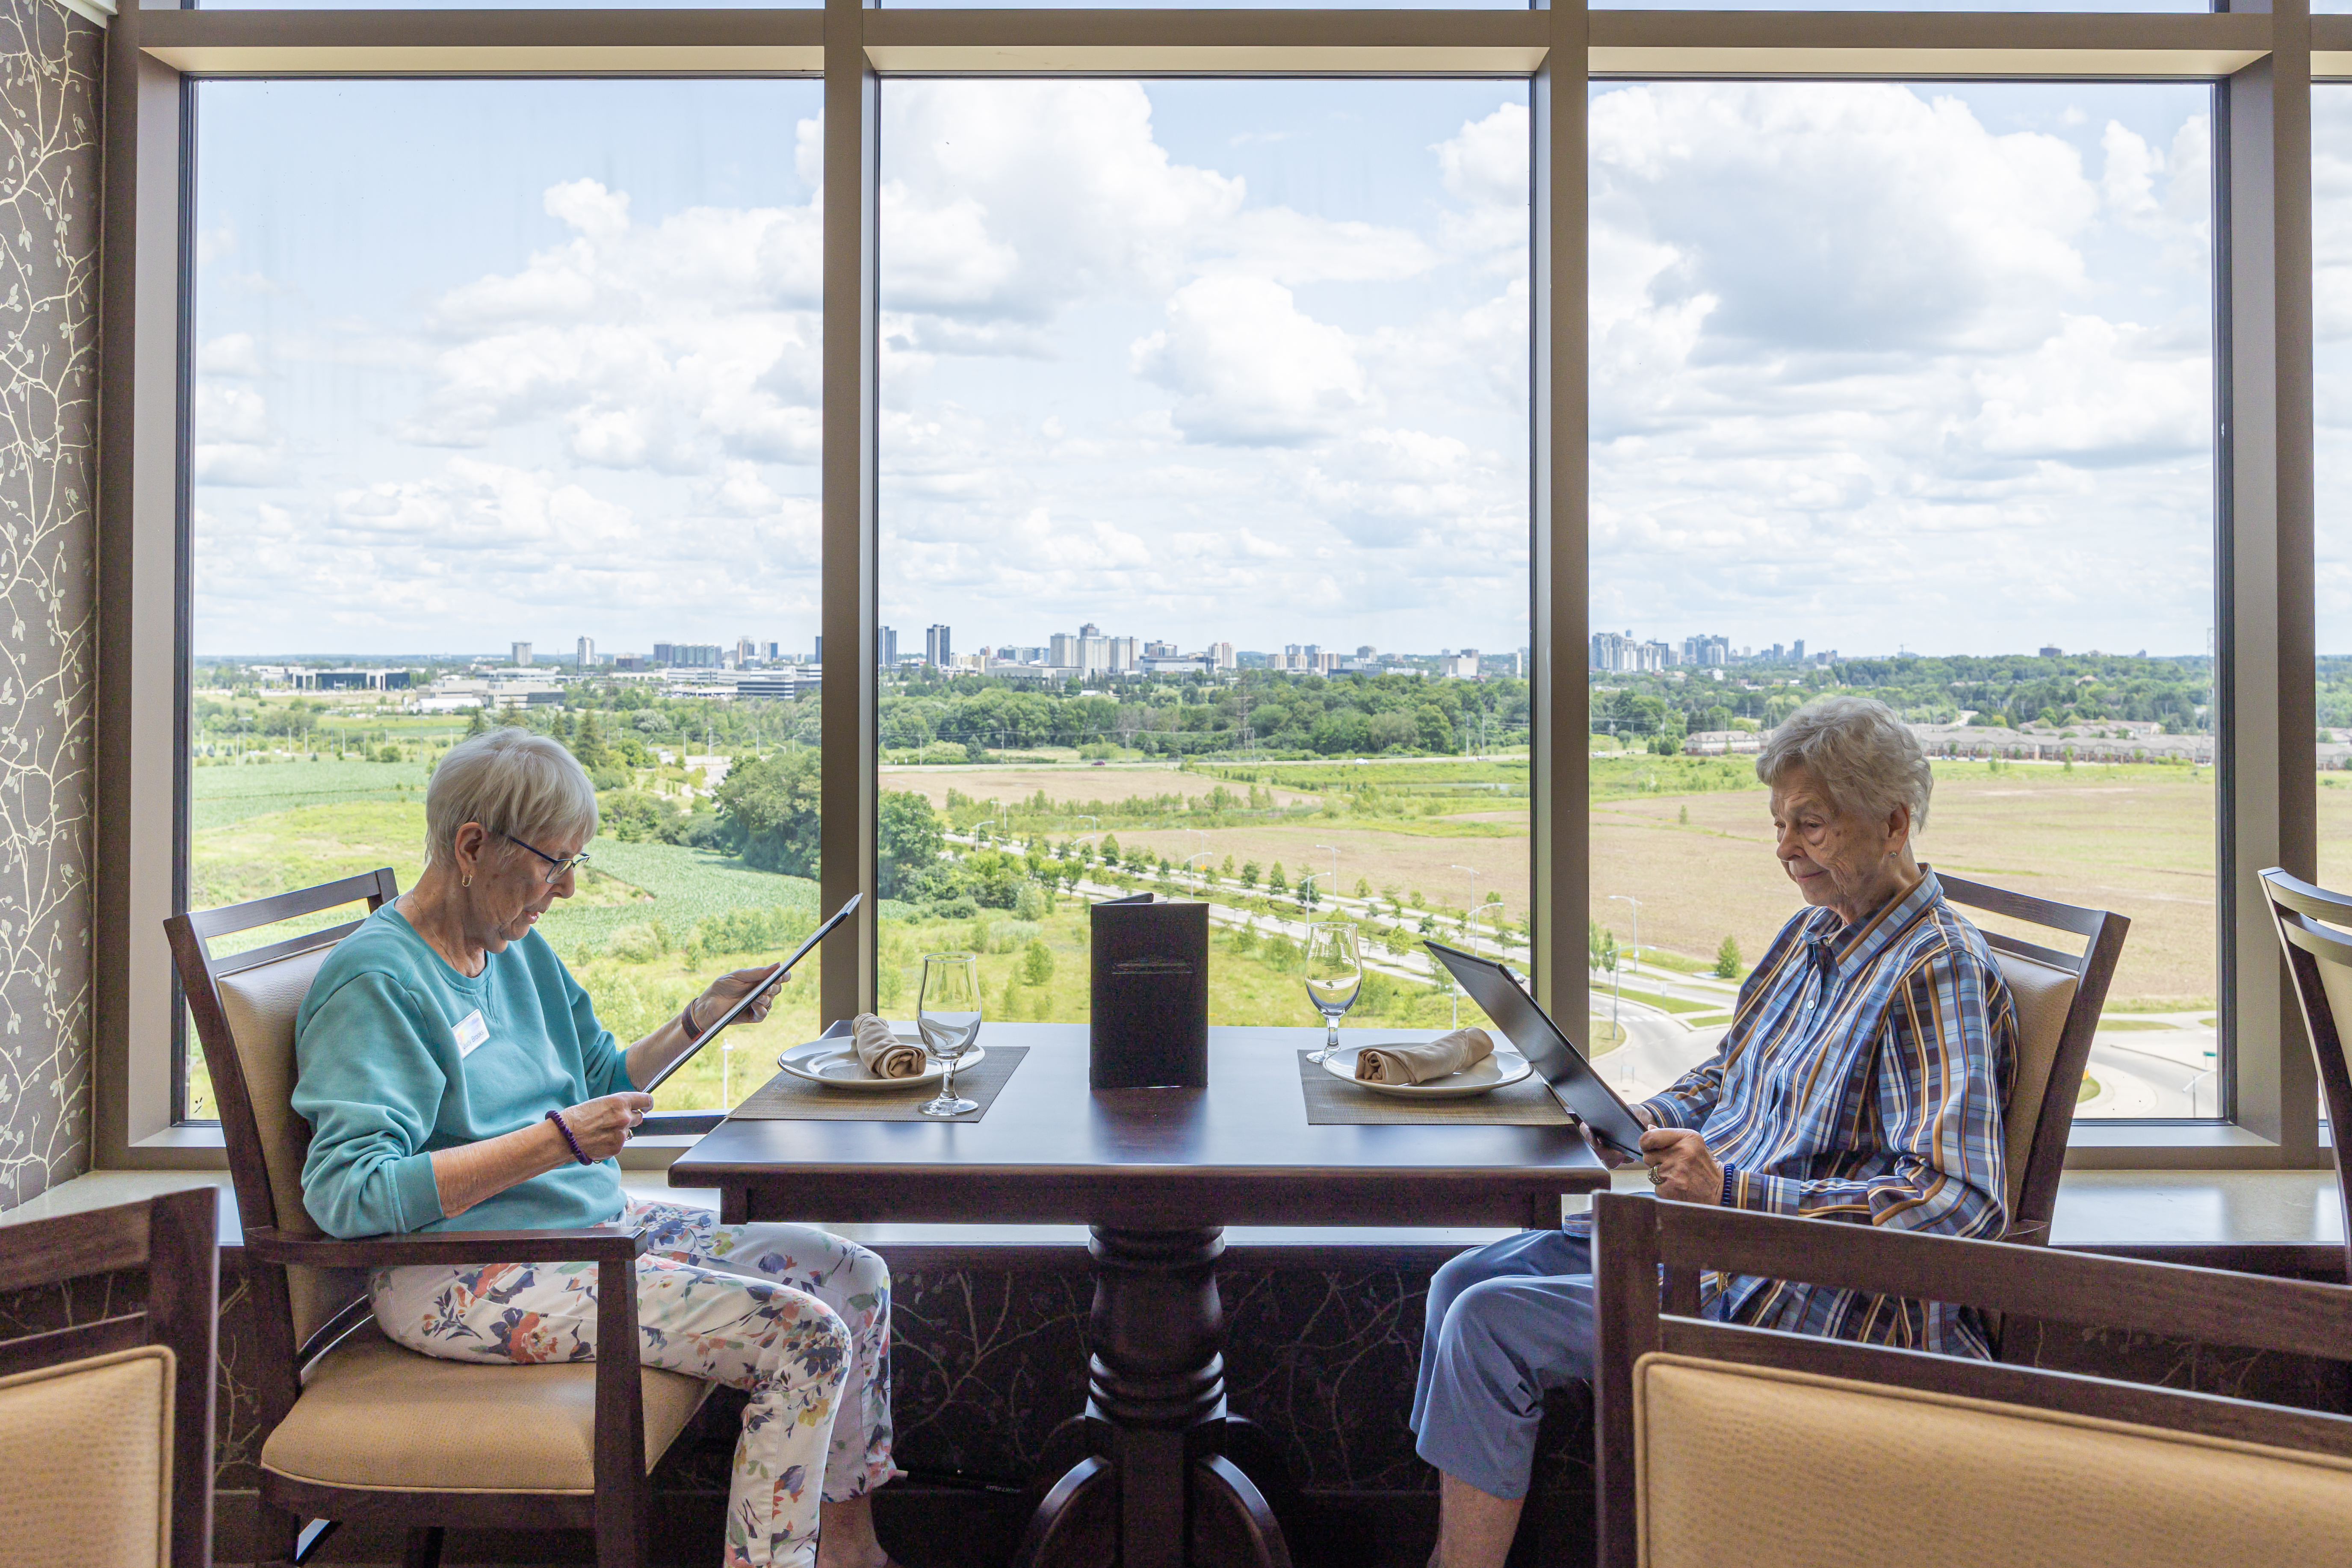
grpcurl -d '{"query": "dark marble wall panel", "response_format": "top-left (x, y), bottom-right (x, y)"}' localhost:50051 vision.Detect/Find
top-left (0, 0), bottom-right (100, 1211)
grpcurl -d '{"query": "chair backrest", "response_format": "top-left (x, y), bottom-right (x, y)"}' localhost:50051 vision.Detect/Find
top-left (0, 1189), bottom-right (218, 1568)
top-left (2259, 866), bottom-right (2352, 1284)
top-left (165, 871), bottom-right (399, 1363)
top-left (1591, 1192), bottom-right (2352, 1568)
top-left (1934, 871), bottom-right (2130, 1240)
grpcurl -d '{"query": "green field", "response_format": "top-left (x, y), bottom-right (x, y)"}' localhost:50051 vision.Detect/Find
top-left (185, 761), bottom-right (1484, 1117)
top-left (187, 739), bottom-right (2254, 1120)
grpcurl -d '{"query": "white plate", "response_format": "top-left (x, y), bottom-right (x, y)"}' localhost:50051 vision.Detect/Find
top-left (776, 1032), bottom-right (986, 1091)
top-left (1321, 1044), bottom-right (1531, 1098)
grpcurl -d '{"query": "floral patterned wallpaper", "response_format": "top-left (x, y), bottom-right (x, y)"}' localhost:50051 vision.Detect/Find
top-left (0, 0), bottom-right (98, 1211)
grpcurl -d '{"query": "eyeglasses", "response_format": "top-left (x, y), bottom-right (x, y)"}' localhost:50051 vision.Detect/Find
top-left (499, 829), bottom-right (591, 885)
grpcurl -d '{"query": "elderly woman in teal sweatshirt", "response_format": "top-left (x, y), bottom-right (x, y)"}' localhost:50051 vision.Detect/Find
top-left (292, 727), bottom-right (898, 1568)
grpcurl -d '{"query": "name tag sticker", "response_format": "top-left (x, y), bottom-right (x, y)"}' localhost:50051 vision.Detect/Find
top-left (452, 1010), bottom-right (490, 1058)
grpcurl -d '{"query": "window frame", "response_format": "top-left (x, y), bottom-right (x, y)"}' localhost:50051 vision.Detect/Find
top-left (93, 0), bottom-right (2330, 1171)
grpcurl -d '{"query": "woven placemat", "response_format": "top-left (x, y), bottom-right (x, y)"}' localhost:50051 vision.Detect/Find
top-left (1297, 1051), bottom-right (1572, 1126)
top-left (730, 1046), bottom-right (1028, 1122)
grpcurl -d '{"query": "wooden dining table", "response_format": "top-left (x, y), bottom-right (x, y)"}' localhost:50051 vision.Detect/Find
top-left (669, 1021), bottom-right (1609, 1568)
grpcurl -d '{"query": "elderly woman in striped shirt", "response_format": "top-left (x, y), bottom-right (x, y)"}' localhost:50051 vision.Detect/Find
top-left (1411, 694), bottom-right (2018, 1568)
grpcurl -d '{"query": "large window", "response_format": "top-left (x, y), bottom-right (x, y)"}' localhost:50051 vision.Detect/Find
top-left (186, 78), bottom-right (825, 1116)
top-left (1587, 80), bottom-right (2220, 1116)
top-left (112, 3), bottom-right (2333, 1163)
top-left (873, 79), bottom-right (1532, 1033)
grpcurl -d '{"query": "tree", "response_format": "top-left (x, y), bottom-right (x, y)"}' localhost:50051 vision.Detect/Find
top-left (1239, 859), bottom-right (1260, 889)
top-left (1013, 880), bottom-right (1052, 921)
top-left (571, 710), bottom-right (610, 770)
top-left (464, 705), bottom-right (488, 737)
top-left (1714, 935), bottom-right (1742, 979)
top-left (1101, 833), bottom-right (1122, 864)
top-left (1269, 862), bottom-right (1288, 894)
top-left (1022, 936), bottom-right (1055, 987)
top-left (877, 791), bottom-right (945, 899)
top-left (714, 750), bottom-right (822, 876)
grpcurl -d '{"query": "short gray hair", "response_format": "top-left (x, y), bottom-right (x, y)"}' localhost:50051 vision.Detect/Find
top-left (1755, 696), bottom-right (1933, 834)
top-left (424, 727), bottom-right (598, 868)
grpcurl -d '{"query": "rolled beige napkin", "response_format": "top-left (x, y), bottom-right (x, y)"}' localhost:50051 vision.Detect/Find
top-left (1354, 1027), bottom-right (1494, 1085)
top-left (852, 1013), bottom-right (927, 1079)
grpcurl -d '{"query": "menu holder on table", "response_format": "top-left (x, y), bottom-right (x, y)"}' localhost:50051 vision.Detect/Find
top-left (1090, 895), bottom-right (1208, 1090)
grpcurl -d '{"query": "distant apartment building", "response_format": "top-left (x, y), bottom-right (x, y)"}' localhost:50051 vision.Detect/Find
top-left (1144, 639), bottom-right (1179, 659)
top-left (1440, 650), bottom-right (1480, 679)
top-left (1212, 641), bottom-right (1236, 670)
top-left (1681, 634), bottom-right (1731, 667)
top-left (576, 636), bottom-right (594, 670)
top-left (926, 624), bottom-right (952, 668)
top-left (1110, 636), bottom-right (1138, 672)
top-left (1592, 631), bottom-right (1680, 673)
top-left (879, 627), bottom-right (897, 670)
top-left (737, 637), bottom-right (757, 667)
top-left (511, 641), bottom-right (532, 666)
top-left (651, 643), bottom-right (721, 669)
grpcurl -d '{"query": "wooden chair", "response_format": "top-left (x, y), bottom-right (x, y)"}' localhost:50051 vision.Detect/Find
top-left (1935, 871), bottom-right (2129, 1244)
top-left (166, 869), bottom-right (715, 1568)
top-left (1591, 1190), bottom-right (2352, 1568)
top-left (2260, 865), bottom-right (2352, 1282)
top-left (0, 1188), bottom-right (218, 1568)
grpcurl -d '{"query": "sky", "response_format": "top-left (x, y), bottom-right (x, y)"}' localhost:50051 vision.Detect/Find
top-left (192, 76), bottom-right (2220, 663)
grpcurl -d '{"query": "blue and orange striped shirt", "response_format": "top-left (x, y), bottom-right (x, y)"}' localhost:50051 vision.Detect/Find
top-left (1578, 868), bottom-right (2017, 1357)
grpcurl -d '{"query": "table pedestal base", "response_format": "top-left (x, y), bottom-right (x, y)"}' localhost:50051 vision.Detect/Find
top-left (1013, 1226), bottom-right (1293, 1568)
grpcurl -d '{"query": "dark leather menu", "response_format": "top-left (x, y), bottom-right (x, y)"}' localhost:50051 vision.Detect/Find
top-left (1089, 896), bottom-right (1209, 1089)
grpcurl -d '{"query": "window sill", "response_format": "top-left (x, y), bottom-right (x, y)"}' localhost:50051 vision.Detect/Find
top-left (118, 1118), bottom-right (2334, 1175)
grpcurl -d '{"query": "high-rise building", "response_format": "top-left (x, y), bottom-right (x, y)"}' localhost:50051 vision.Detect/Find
top-left (1212, 642), bottom-right (1235, 670)
top-left (766, 641), bottom-right (782, 661)
top-left (1110, 636), bottom-right (1138, 672)
top-left (879, 626), bottom-right (898, 669)
top-left (653, 642), bottom-right (675, 667)
top-left (737, 637), bottom-right (756, 667)
top-left (813, 634), bottom-right (823, 663)
top-left (1144, 640), bottom-right (1178, 659)
top-left (1792, 640), bottom-right (1805, 662)
top-left (1078, 633), bottom-right (1110, 673)
top-left (511, 641), bottom-right (532, 666)
top-left (926, 624), bottom-right (952, 667)
top-left (576, 636), bottom-right (594, 670)
top-left (1079, 621), bottom-right (1101, 639)
top-left (1049, 632), bottom-right (1078, 669)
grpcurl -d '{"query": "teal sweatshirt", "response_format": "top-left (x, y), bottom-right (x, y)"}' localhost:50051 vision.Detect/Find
top-left (292, 904), bottom-right (637, 1238)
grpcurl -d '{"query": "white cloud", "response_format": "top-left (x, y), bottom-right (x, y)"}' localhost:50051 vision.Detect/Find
top-left (1131, 275), bottom-right (1374, 446)
top-left (192, 383), bottom-right (283, 486)
top-left (198, 333), bottom-right (263, 377)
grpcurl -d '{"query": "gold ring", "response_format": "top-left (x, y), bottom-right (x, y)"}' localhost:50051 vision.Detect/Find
top-left (1647, 1166), bottom-right (1664, 1185)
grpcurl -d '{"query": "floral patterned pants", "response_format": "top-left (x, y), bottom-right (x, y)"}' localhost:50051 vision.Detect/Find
top-left (371, 1199), bottom-right (895, 1567)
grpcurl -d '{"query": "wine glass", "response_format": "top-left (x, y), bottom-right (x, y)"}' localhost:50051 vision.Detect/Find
top-left (916, 952), bottom-right (984, 1117)
top-left (1302, 921), bottom-right (1363, 1064)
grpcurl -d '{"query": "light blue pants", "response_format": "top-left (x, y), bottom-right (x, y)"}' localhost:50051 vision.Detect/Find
top-left (1409, 1228), bottom-right (1597, 1501)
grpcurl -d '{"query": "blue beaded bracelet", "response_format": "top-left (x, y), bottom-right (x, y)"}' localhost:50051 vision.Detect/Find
top-left (545, 1107), bottom-right (592, 1166)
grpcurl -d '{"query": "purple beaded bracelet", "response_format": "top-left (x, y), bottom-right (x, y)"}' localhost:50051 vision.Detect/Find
top-left (545, 1107), bottom-right (592, 1166)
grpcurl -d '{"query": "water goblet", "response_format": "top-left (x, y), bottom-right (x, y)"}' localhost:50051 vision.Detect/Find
top-left (916, 952), bottom-right (984, 1117)
top-left (1302, 921), bottom-right (1364, 1064)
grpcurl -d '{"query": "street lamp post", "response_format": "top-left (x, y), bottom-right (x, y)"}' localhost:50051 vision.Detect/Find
top-left (1608, 893), bottom-right (1643, 978)
top-left (1451, 865), bottom-right (1480, 953)
top-left (1315, 843), bottom-right (1340, 909)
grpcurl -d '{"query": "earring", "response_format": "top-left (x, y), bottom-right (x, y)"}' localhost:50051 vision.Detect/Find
top-left (461, 874), bottom-right (472, 888)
